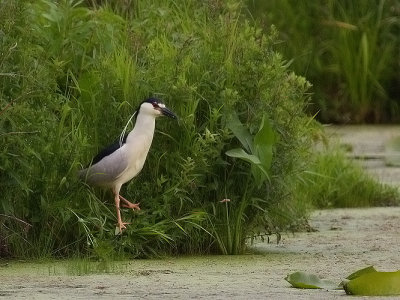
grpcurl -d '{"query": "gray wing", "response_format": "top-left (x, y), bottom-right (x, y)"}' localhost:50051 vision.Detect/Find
top-left (79, 146), bottom-right (128, 186)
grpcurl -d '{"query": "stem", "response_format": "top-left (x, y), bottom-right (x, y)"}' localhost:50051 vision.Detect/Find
top-left (232, 173), bottom-right (253, 254)
top-left (225, 201), bottom-right (231, 254)
top-left (0, 214), bottom-right (32, 228)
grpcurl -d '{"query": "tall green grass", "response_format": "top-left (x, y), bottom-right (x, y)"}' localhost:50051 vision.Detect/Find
top-left (0, 0), bottom-right (314, 258)
top-left (248, 0), bottom-right (400, 123)
top-left (295, 146), bottom-right (399, 208)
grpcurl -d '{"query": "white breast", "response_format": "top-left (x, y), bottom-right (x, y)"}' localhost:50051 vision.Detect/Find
top-left (114, 112), bottom-right (156, 185)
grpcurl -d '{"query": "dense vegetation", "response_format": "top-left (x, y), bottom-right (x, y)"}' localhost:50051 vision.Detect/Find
top-left (1, 0), bottom-right (398, 259)
top-left (0, 0), bottom-right (313, 258)
top-left (249, 0), bottom-right (400, 123)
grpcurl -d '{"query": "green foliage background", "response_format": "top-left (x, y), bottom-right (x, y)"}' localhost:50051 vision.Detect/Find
top-left (249, 0), bottom-right (400, 123)
top-left (0, 0), bottom-right (313, 258)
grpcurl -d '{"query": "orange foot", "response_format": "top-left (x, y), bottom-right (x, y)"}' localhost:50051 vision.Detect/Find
top-left (119, 195), bottom-right (141, 211)
top-left (122, 202), bottom-right (140, 210)
top-left (116, 221), bottom-right (131, 234)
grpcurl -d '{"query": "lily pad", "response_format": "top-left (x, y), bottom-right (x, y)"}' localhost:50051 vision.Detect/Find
top-left (346, 265), bottom-right (377, 280)
top-left (285, 271), bottom-right (339, 290)
top-left (344, 271), bottom-right (400, 296)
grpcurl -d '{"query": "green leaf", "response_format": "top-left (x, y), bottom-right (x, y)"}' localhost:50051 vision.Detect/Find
top-left (344, 271), bottom-right (400, 296)
top-left (254, 114), bottom-right (276, 171)
top-left (346, 265), bottom-right (377, 280)
top-left (225, 148), bottom-right (261, 165)
top-left (251, 164), bottom-right (270, 187)
top-left (226, 113), bottom-right (253, 153)
top-left (285, 272), bottom-right (339, 290)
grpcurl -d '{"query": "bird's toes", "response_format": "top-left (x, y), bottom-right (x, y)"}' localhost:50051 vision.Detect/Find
top-left (117, 222), bottom-right (130, 232)
top-left (122, 203), bottom-right (141, 210)
top-left (121, 222), bottom-right (130, 227)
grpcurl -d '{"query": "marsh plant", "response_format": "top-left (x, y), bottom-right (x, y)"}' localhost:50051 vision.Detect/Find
top-left (0, 0), bottom-right (314, 257)
top-left (295, 146), bottom-right (400, 208)
top-left (249, 0), bottom-right (400, 123)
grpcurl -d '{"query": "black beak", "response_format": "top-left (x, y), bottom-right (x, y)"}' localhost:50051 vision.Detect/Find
top-left (161, 106), bottom-right (177, 119)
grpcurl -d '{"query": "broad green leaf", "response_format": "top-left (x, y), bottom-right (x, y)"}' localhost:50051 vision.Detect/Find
top-left (285, 272), bottom-right (339, 290)
top-left (251, 164), bottom-right (269, 187)
top-left (226, 113), bottom-right (253, 153)
top-left (225, 148), bottom-right (261, 165)
top-left (251, 163), bottom-right (270, 187)
top-left (254, 115), bottom-right (276, 170)
top-left (346, 265), bottom-right (377, 280)
top-left (226, 113), bottom-right (276, 187)
top-left (344, 271), bottom-right (400, 296)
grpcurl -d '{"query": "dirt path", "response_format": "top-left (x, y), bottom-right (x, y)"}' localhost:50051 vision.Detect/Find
top-left (1, 207), bottom-right (399, 299)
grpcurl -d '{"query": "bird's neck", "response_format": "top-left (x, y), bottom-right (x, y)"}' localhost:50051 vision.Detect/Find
top-left (127, 113), bottom-right (156, 142)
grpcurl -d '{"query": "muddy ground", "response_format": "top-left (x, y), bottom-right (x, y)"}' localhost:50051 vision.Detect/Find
top-left (1, 207), bottom-right (399, 299)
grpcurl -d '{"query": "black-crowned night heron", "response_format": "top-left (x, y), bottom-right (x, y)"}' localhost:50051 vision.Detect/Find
top-left (79, 98), bottom-right (177, 233)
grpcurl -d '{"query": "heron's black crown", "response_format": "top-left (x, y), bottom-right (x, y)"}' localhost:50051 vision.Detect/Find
top-left (134, 97), bottom-right (162, 115)
top-left (144, 97), bottom-right (161, 105)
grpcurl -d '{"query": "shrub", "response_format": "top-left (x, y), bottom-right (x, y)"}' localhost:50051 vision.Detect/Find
top-left (1, 0), bottom-right (313, 257)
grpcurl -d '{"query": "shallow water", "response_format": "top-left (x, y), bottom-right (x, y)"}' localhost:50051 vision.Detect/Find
top-left (1, 207), bottom-right (400, 299)
top-left (325, 125), bottom-right (400, 186)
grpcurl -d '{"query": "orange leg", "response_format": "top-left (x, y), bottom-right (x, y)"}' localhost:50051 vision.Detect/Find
top-left (119, 195), bottom-right (141, 211)
top-left (114, 192), bottom-right (130, 233)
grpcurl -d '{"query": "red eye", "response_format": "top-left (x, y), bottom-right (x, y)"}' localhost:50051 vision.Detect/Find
top-left (152, 103), bottom-right (159, 108)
